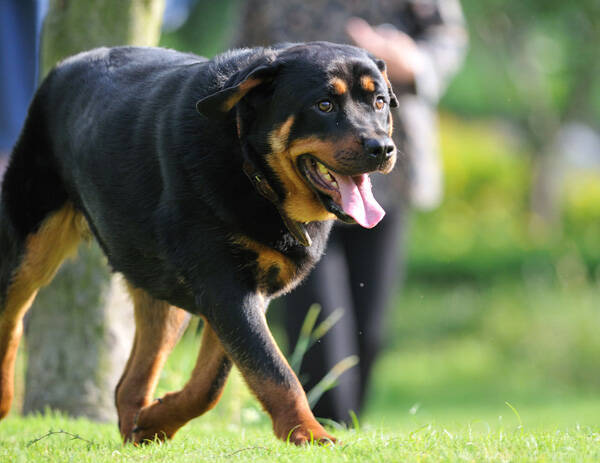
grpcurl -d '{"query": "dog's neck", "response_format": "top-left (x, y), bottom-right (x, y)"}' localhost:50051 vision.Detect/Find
top-left (235, 110), bottom-right (312, 247)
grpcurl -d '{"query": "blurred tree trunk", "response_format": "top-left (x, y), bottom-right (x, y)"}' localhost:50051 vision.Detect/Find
top-left (23, 0), bottom-right (165, 422)
top-left (473, 2), bottom-right (600, 229)
top-left (39, 0), bottom-right (164, 73)
top-left (529, 61), bottom-right (598, 228)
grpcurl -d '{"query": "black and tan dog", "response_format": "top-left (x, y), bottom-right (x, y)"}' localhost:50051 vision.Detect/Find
top-left (0, 42), bottom-right (396, 444)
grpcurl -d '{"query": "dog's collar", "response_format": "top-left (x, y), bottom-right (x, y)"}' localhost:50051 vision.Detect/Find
top-left (236, 112), bottom-right (312, 247)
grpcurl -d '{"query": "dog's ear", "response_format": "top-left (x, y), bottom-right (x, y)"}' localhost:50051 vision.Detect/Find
top-left (373, 58), bottom-right (398, 108)
top-left (196, 58), bottom-right (281, 119)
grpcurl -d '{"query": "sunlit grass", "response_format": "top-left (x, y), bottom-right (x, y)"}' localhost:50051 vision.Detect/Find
top-left (2, 409), bottom-right (600, 462)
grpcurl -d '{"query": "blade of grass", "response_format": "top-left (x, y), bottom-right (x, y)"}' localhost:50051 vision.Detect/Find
top-left (310, 307), bottom-right (345, 344)
top-left (307, 355), bottom-right (359, 408)
top-left (289, 304), bottom-right (321, 374)
top-left (505, 401), bottom-right (523, 433)
top-left (348, 410), bottom-right (360, 431)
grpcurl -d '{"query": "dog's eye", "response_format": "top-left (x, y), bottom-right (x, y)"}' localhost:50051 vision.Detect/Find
top-left (317, 100), bottom-right (334, 113)
top-left (375, 96), bottom-right (386, 111)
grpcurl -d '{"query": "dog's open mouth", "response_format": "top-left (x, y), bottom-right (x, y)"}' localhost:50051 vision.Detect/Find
top-left (298, 155), bottom-right (385, 228)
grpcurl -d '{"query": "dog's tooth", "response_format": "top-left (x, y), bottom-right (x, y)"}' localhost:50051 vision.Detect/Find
top-left (317, 162), bottom-right (328, 174)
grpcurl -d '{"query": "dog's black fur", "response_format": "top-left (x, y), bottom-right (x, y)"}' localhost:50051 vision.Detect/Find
top-left (0, 42), bottom-right (396, 444)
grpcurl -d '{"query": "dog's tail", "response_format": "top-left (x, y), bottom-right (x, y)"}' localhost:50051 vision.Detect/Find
top-left (0, 82), bottom-right (71, 301)
top-left (0, 199), bottom-right (25, 311)
top-left (0, 88), bottom-right (84, 419)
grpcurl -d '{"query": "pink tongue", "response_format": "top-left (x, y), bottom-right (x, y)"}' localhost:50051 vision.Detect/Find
top-left (331, 173), bottom-right (385, 228)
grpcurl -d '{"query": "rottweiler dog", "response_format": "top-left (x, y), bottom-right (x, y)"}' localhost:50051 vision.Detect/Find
top-left (0, 42), bottom-right (397, 445)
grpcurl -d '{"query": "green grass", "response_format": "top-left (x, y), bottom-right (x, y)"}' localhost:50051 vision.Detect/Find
top-left (5, 278), bottom-right (600, 461)
top-left (2, 407), bottom-right (600, 462)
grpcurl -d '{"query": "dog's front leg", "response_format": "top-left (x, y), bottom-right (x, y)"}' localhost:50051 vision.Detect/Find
top-left (206, 292), bottom-right (336, 445)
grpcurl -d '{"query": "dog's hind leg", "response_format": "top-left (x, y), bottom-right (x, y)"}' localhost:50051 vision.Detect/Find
top-left (131, 321), bottom-right (231, 443)
top-left (0, 203), bottom-right (84, 418)
top-left (115, 284), bottom-right (191, 442)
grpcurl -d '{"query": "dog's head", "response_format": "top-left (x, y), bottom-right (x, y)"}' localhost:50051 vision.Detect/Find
top-left (196, 42), bottom-right (398, 229)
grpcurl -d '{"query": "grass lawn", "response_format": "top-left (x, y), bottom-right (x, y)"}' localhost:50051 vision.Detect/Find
top-left (3, 360), bottom-right (600, 462)
top-left (3, 280), bottom-right (600, 461)
top-left (2, 394), bottom-right (600, 462)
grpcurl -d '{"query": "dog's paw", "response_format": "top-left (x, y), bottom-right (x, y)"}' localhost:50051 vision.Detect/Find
top-left (278, 421), bottom-right (337, 446)
top-left (130, 397), bottom-right (181, 445)
top-left (118, 405), bottom-right (145, 443)
top-left (290, 430), bottom-right (336, 446)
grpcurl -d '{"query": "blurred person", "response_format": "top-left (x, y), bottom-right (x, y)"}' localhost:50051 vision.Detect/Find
top-left (235, 0), bottom-right (467, 422)
top-left (0, 0), bottom-right (47, 175)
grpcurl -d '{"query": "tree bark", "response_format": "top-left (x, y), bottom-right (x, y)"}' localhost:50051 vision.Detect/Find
top-left (39, 0), bottom-right (165, 76)
top-left (23, 0), bottom-right (165, 422)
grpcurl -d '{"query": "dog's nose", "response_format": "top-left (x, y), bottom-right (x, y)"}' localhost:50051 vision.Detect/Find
top-left (363, 137), bottom-right (395, 163)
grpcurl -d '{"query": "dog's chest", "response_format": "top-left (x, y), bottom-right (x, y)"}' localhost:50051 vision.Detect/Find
top-left (230, 234), bottom-right (308, 297)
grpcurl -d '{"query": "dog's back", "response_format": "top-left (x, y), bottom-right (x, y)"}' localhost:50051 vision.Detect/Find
top-left (0, 47), bottom-right (210, 297)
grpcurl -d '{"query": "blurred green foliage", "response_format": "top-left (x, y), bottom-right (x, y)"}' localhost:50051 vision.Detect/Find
top-left (408, 115), bottom-right (600, 282)
top-left (390, 280), bottom-right (600, 391)
top-left (159, 0), bottom-right (240, 57)
top-left (443, 0), bottom-right (600, 125)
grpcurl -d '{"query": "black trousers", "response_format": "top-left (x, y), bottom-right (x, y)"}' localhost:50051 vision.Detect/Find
top-left (283, 206), bottom-right (406, 423)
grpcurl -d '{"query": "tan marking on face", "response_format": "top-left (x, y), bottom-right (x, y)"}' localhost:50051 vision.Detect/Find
top-left (360, 75), bottom-right (376, 92)
top-left (268, 134), bottom-right (353, 223)
top-left (268, 115), bottom-right (295, 154)
top-left (231, 234), bottom-right (298, 292)
top-left (388, 111), bottom-right (394, 137)
top-left (330, 78), bottom-right (348, 95)
top-left (267, 112), bottom-right (341, 222)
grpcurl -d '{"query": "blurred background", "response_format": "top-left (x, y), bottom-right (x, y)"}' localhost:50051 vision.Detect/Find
top-left (3, 0), bottom-right (600, 432)
top-left (157, 0), bottom-right (600, 429)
